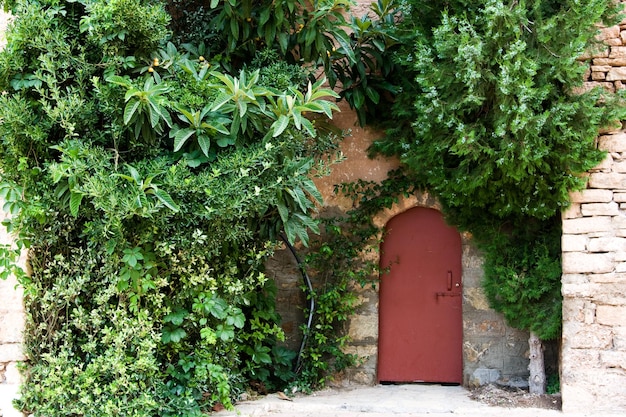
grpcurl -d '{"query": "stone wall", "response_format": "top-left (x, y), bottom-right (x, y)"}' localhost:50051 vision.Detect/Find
top-left (271, 100), bottom-right (537, 387)
top-left (0, 213), bottom-right (26, 417)
top-left (560, 7), bottom-right (626, 413)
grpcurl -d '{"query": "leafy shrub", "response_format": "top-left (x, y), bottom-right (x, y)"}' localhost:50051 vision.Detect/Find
top-left (374, 0), bottom-right (626, 340)
top-left (0, 0), bottom-right (358, 414)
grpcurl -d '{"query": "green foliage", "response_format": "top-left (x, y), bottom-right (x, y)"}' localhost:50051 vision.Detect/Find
top-left (0, 0), bottom-right (353, 414)
top-left (166, 0), bottom-right (400, 124)
top-left (373, 0), bottom-right (626, 340)
top-left (546, 372), bottom-right (560, 394)
top-left (296, 170), bottom-right (417, 390)
top-left (480, 218), bottom-right (562, 340)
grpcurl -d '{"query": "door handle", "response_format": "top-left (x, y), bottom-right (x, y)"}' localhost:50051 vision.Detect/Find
top-left (447, 270), bottom-right (452, 291)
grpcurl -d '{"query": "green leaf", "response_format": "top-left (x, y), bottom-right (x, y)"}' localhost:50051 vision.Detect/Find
top-left (162, 326), bottom-right (187, 344)
top-left (276, 197), bottom-right (289, 224)
top-left (106, 75), bottom-right (132, 88)
top-left (69, 192), bottom-right (83, 217)
top-left (301, 178), bottom-right (323, 205)
top-left (272, 115), bottom-right (290, 137)
top-left (152, 188), bottom-right (180, 212)
top-left (216, 324), bottom-right (234, 341)
top-left (197, 134), bottom-right (211, 157)
top-left (164, 308), bottom-right (188, 326)
top-left (123, 100), bottom-right (141, 125)
top-left (172, 128), bottom-right (196, 152)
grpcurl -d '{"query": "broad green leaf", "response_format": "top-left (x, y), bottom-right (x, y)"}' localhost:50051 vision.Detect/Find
top-left (276, 197), bottom-right (289, 224)
top-left (152, 188), bottom-right (180, 213)
top-left (272, 115), bottom-right (290, 137)
top-left (197, 134), bottom-right (211, 157)
top-left (69, 192), bottom-right (83, 217)
top-left (301, 178), bottom-right (323, 204)
top-left (211, 92), bottom-right (232, 111)
top-left (172, 128), bottom-right (196, 152)
top-left (123, 100), bottom-right (141, 125)
top-left (162, 326), bottom-right (187, 344)
top-left (164, 308), bottom-right (188, 326)
top-left (287, 186), bottom-right (309, 212)
top-left (106, 75), bottom-right (132, 88)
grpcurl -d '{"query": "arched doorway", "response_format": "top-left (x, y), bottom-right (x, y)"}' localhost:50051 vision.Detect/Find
top-left (378, 207), bottom-right (463, 383)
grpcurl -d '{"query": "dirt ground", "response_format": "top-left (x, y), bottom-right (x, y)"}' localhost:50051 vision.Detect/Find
top-left (468, 384), bottom-right (561, 410)
top-left (215, 383), bottom-right (619, 417)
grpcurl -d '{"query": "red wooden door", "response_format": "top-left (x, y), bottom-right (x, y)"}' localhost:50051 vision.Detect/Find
top-left (378, 207), bottom-right (462, 383)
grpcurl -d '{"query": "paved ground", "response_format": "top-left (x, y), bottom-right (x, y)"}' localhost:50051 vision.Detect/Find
top-left (215, 384), bottom-right (622, 417)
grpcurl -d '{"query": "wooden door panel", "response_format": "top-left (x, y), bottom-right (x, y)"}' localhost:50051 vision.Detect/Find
top-left (378, 207), bottom-right (462, 383)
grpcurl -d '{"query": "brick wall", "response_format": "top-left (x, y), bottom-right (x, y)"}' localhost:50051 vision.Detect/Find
top-left (560, 6), bottom-right (626, 412)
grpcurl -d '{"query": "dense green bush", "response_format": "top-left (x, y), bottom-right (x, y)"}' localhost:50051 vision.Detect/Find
top-left (374, 0), bottom-right (626, 340)
top-left (0, 0), bottom-right (399, 414)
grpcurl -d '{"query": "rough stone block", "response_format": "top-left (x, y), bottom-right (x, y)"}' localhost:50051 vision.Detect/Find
top-left (0, 310), bottom-right (24, 344)
top-left (600, 351), bottom-right (626, 370)
top-left (590, 272), bottom-right (626, 283)
top-left (562, 274), bottom-right (590, 285)
top-left (589, 172), bottom-right (626, 189)
top-left (348, 314), bottom-right (378, 341)
top-left (582, 202), bottom-right (620, 216)
top-left (592, 65), bottom-right (613, 73)
top-left (463, 287), bottom-right (491, 311)
top-left (562, 203), bottom-right (581, 219)
top-left (599, 133), bottom-right (626, 152)
top-left (594, 57), bottom-right (626, 66)
top-left (614, 326), bottom-right (626, 350)
top-left (563, 217), bottom-right (612, 234)
top-left (592, 71), bottom-right (607, 80)
top-left (613, 161), bottom-right (626, 173)
top-left (470, 368), bottom-right (501, 386)
top-left (564, 301), bottom-right (598, 325)
top-left (607, 67), bottom-right (626, 80)
top-left (562, 252), bottom-right (614, 274)
top-left (611, 46), bottom-right (626, 58)
top-left (562, 369), bottom-right (626, 413)
top-left (562, 349), bottom-right (601, 370)
top-left (562, 235), bottom-right (587, 252)
top-left (587, 236), bottom-right (626, 252)
top-left (570, 189), bottom-right (613, 203)
top-left (562, 283), bottom-right (602, 299)
top-left (567, 325), bottom-right (614, 349)
top-left (615, 192), bottom-right (626, 202)
top-left (0, 344), bottom-right (25, 362)
top-left (0, 384), bottom-right (23, 417)
top-left (596, 305), bottom-right (626, 326)
top-left (3, 361), bottom-right (21, 385)
top-left (561, 381), bottom-right (596, 413)
top-left (615, 262), bottom-right (626, 272)
top-left (599, 26), bottom-right (621, 41)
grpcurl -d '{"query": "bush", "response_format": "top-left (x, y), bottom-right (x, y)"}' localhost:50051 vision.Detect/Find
top-left (0, 0), bottom-right (351, 414)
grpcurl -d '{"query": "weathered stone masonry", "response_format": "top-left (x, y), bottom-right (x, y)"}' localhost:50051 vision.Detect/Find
top-left (560, 8), bottom-right (626, 413)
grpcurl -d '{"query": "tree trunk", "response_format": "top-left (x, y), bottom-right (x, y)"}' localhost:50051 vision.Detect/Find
top-left (528, 331), bottom-right (546, 394)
